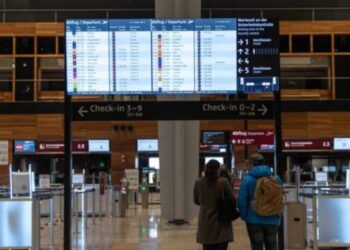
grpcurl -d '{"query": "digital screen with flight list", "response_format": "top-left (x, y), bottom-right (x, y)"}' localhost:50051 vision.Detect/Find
top-left (66, 18), bottom-right (279, 95)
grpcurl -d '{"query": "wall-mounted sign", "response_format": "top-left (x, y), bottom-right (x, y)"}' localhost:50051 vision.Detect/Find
top-left (37, 141), bottom-right (64, 153)
top-left (137, 139), bottom-right (158, 152)
top-left (14, 140), bottom-right (36, 153)
top-left (88, 140), bottom-right (110, 153)
top-left (231, 130), bottom-right (274, 145)
top-left (0, 141), bottom-right (8, 165)
top-left (333, 138), bottom-right (350, 151)
top-left (72, 141), bottom-right (88, 153)
top-left (283, 139), bottom-right (332, 150)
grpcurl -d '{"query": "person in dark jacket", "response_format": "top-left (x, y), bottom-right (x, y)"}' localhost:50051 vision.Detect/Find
top-left (194, 159), bottom-right (234, 250)
top-left (238, 153), bottom-right (282, 250)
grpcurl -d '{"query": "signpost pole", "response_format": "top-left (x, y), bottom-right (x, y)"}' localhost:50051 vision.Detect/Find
top-left (64, 90), bottom-right (72, 250)
top-left (274, 89), bottom-right (284, 250)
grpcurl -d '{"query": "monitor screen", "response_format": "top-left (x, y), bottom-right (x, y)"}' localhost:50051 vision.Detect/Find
top-left (88, 140), bottom-right (110, 152)
top-left (149, 157), bottom-right (160, 169)
top-left (202, 131), bottom-right (226, 145)
top-left (322, 166), bottom-right (336, 173)
top-left (204, 156), bottom-right (224, 165)
top-left (137, 139), bottom-right (158, 152)
top-left (14, 140), bottom-right (36, 153)
top-left (259, 144), bottom-right (275, 151)
top-left (333, 138), bottom-right (350, 150)
top-left (66, 18), bottom-right (279, 95)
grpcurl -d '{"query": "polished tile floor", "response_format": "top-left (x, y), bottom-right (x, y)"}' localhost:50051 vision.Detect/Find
top-left (40, 205), bottom-right (251, 250)
top-left (39, 205), bottom-right (319, 250)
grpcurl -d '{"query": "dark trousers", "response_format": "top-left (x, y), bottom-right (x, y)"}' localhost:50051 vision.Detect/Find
top-left (202, 242), bottom-right (228, 250)
top-left (246, 223), bottom-right (278, 250)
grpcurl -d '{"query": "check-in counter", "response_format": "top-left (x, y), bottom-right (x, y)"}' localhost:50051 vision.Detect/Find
top-left (74, 184), bottom-right (114, 216)
top-left (38, 186), bottom-right (64, 218)
top-left (299, 192), bottom-right (350, 249)
top-left (283, 183), bottom-right (346, 221)
top-left (0, 198), bottom-right (40, 249)
top-left (39, 184), bottom-right (114, 217)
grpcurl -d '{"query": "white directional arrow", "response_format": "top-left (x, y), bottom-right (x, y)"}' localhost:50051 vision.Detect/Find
top-left (257, 104), bottom-right (267, 116)
top-left (238, 68), bottom-right (243, 74)
top-left (238, 49), bottom-right (243, 55)
top-left (238, 58), bottom-right (243, 64)
top-left (78, 106), bottom-right (88, 117)
top-left (238, 39), bottom-right (244, 45)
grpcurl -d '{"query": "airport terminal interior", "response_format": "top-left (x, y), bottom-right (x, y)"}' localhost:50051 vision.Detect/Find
top-left (2, 0), bottom-right (350, 249)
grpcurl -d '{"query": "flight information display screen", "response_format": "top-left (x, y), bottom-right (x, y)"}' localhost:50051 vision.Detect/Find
top-left (66, 18), bottom-right (279, 95)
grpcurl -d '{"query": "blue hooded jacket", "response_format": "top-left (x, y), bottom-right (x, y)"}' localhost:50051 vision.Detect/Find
top-left (237, 165), bottom-right (281, 225)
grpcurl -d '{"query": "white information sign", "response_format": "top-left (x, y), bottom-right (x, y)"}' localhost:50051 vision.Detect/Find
top-left (72, 174), bottom-right (85, 184)
top-left (125, 169), bottom-right (139, 190)
top-left (39, 175), bottom-right (51, 188)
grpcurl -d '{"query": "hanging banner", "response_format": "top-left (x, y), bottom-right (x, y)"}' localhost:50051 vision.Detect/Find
top-left (231, 130), bottom-right (274, 145)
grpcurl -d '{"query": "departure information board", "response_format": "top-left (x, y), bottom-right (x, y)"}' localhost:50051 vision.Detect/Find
top-left (66, 18), bottom-right (279, 95)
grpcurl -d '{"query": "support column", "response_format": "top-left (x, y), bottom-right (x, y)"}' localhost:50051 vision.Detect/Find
top-left (156, 0), bottom-right (201, 223)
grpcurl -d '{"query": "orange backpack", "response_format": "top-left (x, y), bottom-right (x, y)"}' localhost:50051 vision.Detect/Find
top-left (252, 176), bottom-right (284, 216)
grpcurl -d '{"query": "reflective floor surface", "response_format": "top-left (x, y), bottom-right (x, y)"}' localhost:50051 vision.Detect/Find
top-left (39, 205), bottom-right (326, 250)
top-left (40, 204), bottom-right (252, 250)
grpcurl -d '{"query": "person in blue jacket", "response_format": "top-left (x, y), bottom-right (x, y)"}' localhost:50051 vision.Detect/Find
top-left (238, 153), bottom-right (281, 250)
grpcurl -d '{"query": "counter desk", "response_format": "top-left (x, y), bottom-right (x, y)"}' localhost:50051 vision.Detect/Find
top-left (300, 192), bottom-right (350, 249)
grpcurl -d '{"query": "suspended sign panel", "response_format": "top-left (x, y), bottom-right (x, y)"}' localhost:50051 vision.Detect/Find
top-left (72, 101), bottom-right (273, 121)
top-left (65, 18), bottom-right (279, 95)
top-left (231, 130), bottom-right (274, 145)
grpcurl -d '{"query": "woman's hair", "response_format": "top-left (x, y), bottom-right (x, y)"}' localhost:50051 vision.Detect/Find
top-left (219, 164), bottom-right (228, 176)
top-left (205, 160), bottom-right (220, 182)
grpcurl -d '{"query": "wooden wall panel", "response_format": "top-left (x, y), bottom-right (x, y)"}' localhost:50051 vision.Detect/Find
top-left (282, 113), bottom-right (308, 137)
top-left (331, 112), bottom-right (350, 136)
top-left (0, 111), bottom-right (350, 183)
top-left (306, 113), bottom-right (333, 137)
top-left (1, 20), bottom-right (350, 37)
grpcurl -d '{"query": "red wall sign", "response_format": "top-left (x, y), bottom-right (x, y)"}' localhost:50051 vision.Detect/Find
top-left (37, 141), bottom-right (89, 153)
top-left (37, 141), bottom-right (64, 153)
top-left (72, 141), bottom-right (88, 153)
top-left (231, 130), bottom-right (274, 145)
top-left (283, 139), bottom-right (332, 150)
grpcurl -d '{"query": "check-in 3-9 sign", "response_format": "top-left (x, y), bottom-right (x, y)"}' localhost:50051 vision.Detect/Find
top-left (72, 101), bottom-right (273, 121)
top-left (231, 130), bottom-right (274, 145)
